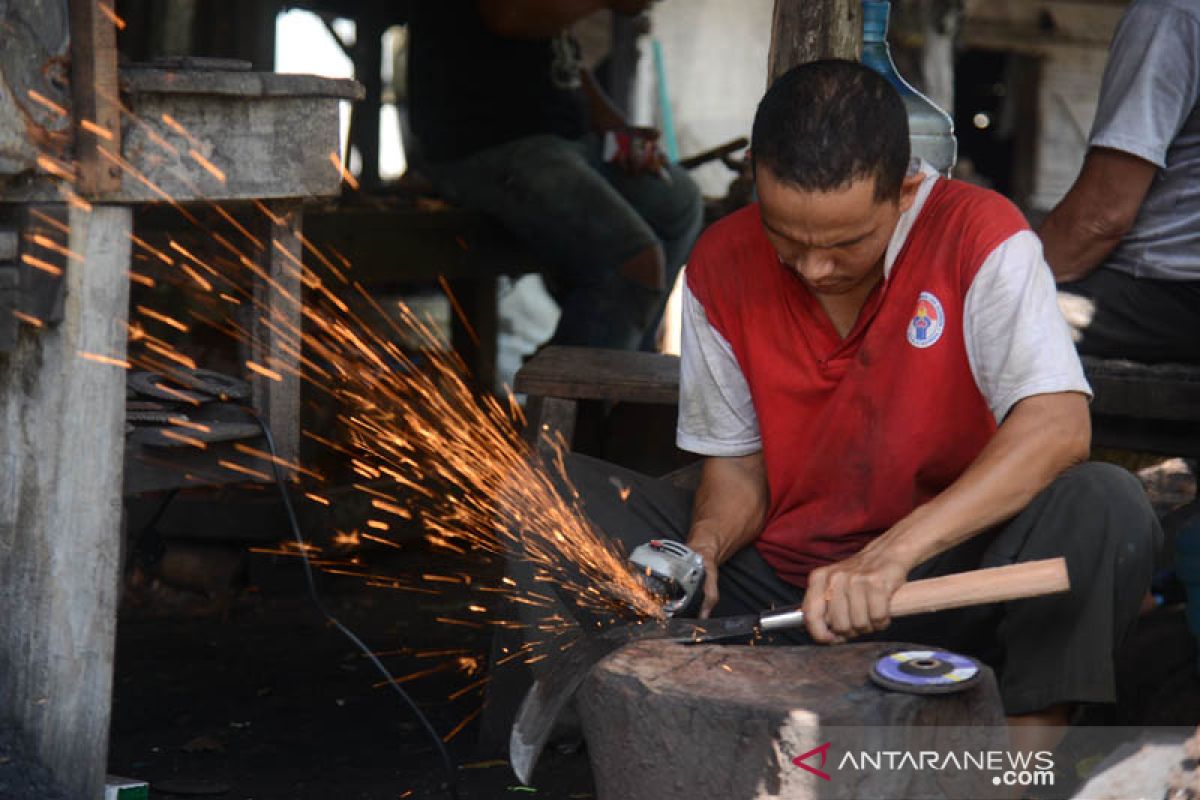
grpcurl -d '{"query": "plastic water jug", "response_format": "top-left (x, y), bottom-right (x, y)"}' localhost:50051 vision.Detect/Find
top-left (861, 1), bottom-right (957, 175)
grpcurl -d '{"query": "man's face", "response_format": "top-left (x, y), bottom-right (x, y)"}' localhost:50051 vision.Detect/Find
top-left (756, 166), bottom-right (921, 298)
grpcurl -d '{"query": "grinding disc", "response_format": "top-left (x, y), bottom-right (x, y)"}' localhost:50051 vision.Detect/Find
top-left (869, 648), bottom-right (981, 695)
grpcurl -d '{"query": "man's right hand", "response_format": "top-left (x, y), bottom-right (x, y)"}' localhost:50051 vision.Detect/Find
top-left (689, 541), bottom-right (721, 618)
top-left (608, 0), bottom-right (654, 15)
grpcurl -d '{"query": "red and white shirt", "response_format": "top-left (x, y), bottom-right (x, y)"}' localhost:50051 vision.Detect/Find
top-left (678, 164), bottom-right (1090, 587)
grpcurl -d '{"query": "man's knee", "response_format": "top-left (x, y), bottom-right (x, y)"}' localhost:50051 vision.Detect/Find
top-left (619, 243), bottom-right (667, 292)
top-left (1051, 462), bottom-right (1161, 564)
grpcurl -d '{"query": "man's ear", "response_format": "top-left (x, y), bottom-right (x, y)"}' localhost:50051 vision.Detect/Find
top-left (896, 171), bottom-right (925, 214)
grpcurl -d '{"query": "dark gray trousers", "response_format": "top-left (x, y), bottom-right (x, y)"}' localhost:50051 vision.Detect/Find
top-left (562, 453), bottom-right (1162, 716)
top-left (1059, 267), bottom-right (1200, 363)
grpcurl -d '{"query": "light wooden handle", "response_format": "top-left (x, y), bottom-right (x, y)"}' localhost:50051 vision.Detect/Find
top-left (889, 557), bottom-right (1070, 618)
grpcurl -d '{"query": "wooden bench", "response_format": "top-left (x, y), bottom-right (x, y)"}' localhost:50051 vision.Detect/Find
top-left (517, 346), bottom-right (1200, 495)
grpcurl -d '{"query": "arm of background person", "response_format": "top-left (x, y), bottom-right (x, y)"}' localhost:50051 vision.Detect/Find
top-left (687, 452), bottom-right (770, 618)
top-left (1038, 0), bottom-right (1199, 283)
top-left (1036, 147), bottom-right (1156, 283)
top-left (477, 0), bottom-right (651, 39)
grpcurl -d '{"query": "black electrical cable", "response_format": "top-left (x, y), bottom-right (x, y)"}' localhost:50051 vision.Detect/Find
top-left (239, 407), bottom-right (461, 800)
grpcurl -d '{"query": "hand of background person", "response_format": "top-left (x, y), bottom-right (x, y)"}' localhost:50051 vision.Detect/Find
top-left (801, 538), bottom-right (916, 644)
top-left (601, 125), bottom-right (668, 176)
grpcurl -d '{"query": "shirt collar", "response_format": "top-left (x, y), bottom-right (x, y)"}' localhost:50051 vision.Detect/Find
top-left (883, 159), bottom-right (941, 279)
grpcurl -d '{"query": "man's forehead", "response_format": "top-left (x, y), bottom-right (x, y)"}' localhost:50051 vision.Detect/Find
top-left (757, 176), bottom-right (882, 245)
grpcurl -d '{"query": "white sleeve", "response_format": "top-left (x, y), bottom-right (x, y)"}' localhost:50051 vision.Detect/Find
top-left (676, 281), bottom-right (762, 456)
top-left (964, 230), bottom-right (1093, 423)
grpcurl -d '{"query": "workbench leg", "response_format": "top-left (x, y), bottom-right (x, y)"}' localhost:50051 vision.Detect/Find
top-left (522, 396), bottom-right (579, 459)
top-left (251, 202), bottom-right (303, 468)
top-left (449, 275), bottom-right (498, 394)
top-left (0, 204), bottom-right (131, 799)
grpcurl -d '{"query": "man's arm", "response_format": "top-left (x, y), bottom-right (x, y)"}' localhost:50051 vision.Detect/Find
top-left (477, 0), bottom-right (650, 39)
top-left (686, 452), bottom-right (770, 618)
top-left (1036, 147), bottom-right (1157, 283)
top-left (804, 391), bottom-right (1090, 643)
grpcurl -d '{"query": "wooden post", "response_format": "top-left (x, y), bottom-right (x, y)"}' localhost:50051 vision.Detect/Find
top-left (69, 0), bottom-right (122, 196)
top-left (0, 204), bottom-right (132, 800)
top-left (768, 0), bottom-right (863, 82)
top-left (251, 202), bottom-right (303, 468)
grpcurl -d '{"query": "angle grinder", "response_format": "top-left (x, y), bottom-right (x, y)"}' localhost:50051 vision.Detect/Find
top-left (628, 539), bottom-right (706, 617)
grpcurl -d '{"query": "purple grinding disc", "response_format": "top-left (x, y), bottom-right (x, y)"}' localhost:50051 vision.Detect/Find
top-left (869, 649), bottom-right (982, 695)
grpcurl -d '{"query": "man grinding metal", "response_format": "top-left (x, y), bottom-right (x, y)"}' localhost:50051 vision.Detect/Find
top-left (556, 60), bottom-right (1162, 749)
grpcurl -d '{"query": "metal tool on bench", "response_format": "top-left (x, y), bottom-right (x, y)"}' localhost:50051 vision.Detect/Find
top-left (510, 555), bottom-right (1070, 784)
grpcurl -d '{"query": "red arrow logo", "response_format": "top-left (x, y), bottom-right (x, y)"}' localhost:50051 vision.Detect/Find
top-left (792, 741), bottom-right (832, 781)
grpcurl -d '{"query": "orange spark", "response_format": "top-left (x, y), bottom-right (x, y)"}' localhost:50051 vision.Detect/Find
top-left (187, 148), bottom-right (226, 183)
top-left (370, 498), bottom-right (411, 520)
top-left (136, 305), bottom-right (189, 332)
top-left (328, 151), bottom-right (359, 190)
top-left (217, 460), bottom-right (272, 482)
top-left (360, 533), bottom-right (402, 549)
top-left (168, 417), bottom-right (212, 434)
top-left (29, 210), bottom-right (69, 234)
top-left (143, 340), bottom-right (197, 370)
top-left (178, 262), bottom-right (213, 292)
top-left (12, 311), bottom-right (43, 327)
top-left (442, 707), bottom-right (483, 744)
top-left (62, 189), bottom-right (93, 212)
top-left (128, 271), bottom-right (156, 288)
top-left (36, 155), bottom-right (73, 181)
top-left (26, 89), bottom-right (67, 117)
top-left (366, 520), bottom-right (390, 531)
top-left (80, 119), bottom-right (114, 141)
top-left (20, 254), bottom-right (62, 277)
top-left (246, 360), bottom-right (283, 382)
top-left (77, 351), bottom-right (130, 369)
top-left (305, 492), bottom-right (331, 506)
top-left (160, 429), bottom-right (207, 449)
top-left (160, 113), bottom-right (203, 150)
top-left (97, 2), bottom-right (126, 29)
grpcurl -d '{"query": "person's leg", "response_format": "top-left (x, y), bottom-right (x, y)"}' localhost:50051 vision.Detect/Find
top-left (980, 463), bottom-right (1160, 715)
top-left (883, 463), bottom-right (1160, 713)
top-left (584, 136), bottom-right (705, 349)
top-left (1057, 269), bottom-right (1200, 363)
top-left (422, 136), bottom-right (673, 350)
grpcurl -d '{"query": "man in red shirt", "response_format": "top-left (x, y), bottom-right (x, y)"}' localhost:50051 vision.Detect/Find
top-left (557, 60), bottom-right (1160, 744)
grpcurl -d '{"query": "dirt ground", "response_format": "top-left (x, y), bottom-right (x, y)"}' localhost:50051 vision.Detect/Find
top-left (106, 547), bottom-right (595, 800)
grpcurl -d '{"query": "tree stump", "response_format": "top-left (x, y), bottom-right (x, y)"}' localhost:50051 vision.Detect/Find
top-left (577, 640), bottom-right (1006, 800)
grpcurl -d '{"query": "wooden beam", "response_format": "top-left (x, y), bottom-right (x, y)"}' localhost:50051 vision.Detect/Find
top-left (69, 0), bottom-right (122, 196)
top-left (251, 202), bottom-right (303, 468)
top-left (768, 0), bottom-right (862, 82)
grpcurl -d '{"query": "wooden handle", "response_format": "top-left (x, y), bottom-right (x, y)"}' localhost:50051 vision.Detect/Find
top-left (889, 557), bottom-right (1069, 618)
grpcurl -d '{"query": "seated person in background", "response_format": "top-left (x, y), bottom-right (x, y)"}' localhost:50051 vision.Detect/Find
top-left (558, 60), bottom-right (1160, 752)
top-left (407, 0), bottom-right (704, 351)
top-left (1038, 0), bottom-right (1200, 364)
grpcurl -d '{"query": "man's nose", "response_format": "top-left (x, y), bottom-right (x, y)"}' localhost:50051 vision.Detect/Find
top-left (792, 251), bottom-right (836, 281)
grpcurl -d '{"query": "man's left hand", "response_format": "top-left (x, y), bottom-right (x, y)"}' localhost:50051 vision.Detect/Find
top-left (802, 540), bottom-right (916, 644)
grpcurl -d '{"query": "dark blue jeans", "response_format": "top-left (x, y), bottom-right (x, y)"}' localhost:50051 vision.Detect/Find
top-left (420, 133), bottom-right (704, 350)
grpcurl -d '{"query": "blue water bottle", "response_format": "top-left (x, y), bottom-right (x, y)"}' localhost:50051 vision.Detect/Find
top-left (861, 1), bottom-right (957, 175)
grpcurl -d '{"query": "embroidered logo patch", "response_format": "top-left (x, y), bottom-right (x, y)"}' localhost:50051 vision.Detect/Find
top-left (907, 291), bottom-right (945, 349)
